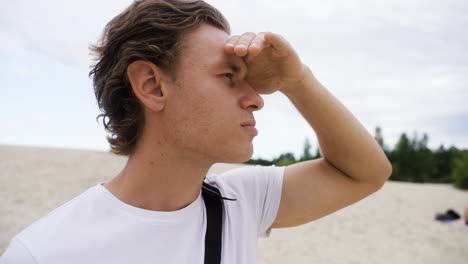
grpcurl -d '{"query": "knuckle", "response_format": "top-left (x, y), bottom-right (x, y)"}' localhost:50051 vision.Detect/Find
top-left (241, 32), bottom-right (256, 39)
top-left (229, 35), bottom-right (240, 41)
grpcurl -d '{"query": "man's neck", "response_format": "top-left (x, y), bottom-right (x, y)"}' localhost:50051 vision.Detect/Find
top-left (104, 143), bottom-right (213, 212)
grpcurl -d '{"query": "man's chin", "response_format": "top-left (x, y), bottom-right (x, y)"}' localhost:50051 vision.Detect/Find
top-left (235, 149), bottom-right (254, 164)
top-left (217, 148), bottom-right (253, 164)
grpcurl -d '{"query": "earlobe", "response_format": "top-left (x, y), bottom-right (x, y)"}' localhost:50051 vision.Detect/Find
top-left (127, 60), bottom-right (166, 112)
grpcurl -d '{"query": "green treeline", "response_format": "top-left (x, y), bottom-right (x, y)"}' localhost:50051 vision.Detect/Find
top-left (244, 127), bottom-right (468, 190)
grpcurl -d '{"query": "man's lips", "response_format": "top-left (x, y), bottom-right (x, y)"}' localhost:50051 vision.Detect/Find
top-left (241, 120), bottom-right (258, 136)
top-left (240, 120), bottom-right (256, 127)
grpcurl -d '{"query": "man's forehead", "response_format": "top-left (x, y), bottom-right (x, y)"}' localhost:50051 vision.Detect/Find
top-left (186, 24), bottom-right (229, 49)
top-left (183, 25), bottom-right (228, 54)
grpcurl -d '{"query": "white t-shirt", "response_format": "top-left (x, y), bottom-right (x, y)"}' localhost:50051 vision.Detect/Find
top-left (0, 165), bottom-right (284, 264)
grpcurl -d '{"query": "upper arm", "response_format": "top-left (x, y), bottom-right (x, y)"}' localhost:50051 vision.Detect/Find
top-left (270, 158), bottom-right (385, 228)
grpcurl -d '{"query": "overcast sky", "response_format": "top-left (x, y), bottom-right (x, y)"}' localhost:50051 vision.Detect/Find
top-left (1, 0), bottom-right (467, 160)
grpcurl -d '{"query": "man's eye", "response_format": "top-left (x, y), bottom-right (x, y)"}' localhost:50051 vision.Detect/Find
top-left (222, 73), bottom-right (234, 79)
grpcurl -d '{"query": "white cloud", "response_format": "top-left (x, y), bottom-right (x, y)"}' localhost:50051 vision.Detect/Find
top-left (0, 0), bottom-right (132, 67)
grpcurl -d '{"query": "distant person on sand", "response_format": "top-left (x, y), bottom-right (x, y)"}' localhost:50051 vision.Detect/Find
top-left (0, 0), bottom-right (392, 263)
top-left (435, 206), bottom-right (468, 226)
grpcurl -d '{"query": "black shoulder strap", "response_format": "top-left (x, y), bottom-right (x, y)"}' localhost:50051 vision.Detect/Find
top-left (201, 181), bottom-right (237, 264)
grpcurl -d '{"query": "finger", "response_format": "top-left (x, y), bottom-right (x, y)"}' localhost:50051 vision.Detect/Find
top-left (233, 32), bottom-right (256, 57)
top-left (264, 32), bottom-right (291, 57)
top-left (225, 35), bottom-right (241, 54)
top-left (247, 32), bottom-right (269, 57)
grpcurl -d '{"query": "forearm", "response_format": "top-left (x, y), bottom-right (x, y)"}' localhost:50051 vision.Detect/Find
top-left (282, 66), bottom-right (392, 184)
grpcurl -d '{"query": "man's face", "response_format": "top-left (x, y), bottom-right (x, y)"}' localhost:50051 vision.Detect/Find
top-left (161, 24), bottom-right (264, 163)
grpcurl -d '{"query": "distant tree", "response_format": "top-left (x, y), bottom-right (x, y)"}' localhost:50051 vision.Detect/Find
top-left (299, 138), bottom-right (314, 161)
top-left (390, 132), bottom-right (436, 183)
top-left (390, 133), bottom-right (412, 181)
top-left (432, 145), bottom-right (459, 183)
top-left (244, 158), bottom-right (273, 166)
top-left (312, 145), bottom-right (322, 159)
top-left (452, 151), bottom-right (468, 190)
top-left (274, 152), bottom-right (297, 166)
top-left (411, 133), bottom-right (436, 183)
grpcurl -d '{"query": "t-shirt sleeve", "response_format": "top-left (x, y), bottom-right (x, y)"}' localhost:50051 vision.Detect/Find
top-left (210, 165), bottom-right (285, 238)
top-left (0, 237), bottom-right (38, 264)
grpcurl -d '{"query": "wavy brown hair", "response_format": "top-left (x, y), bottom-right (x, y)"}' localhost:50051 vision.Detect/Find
top-left (89, 0), bottom-right (230, 155)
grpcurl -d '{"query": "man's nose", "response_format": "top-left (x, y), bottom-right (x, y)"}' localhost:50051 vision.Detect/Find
top-left (239, 83), bottom-right (264, 111)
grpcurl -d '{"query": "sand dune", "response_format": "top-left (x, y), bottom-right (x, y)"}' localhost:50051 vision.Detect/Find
top-left (1, 145), bottom-right (467, 263)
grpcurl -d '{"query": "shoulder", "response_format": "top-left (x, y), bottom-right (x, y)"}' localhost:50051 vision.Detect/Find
top-left (204, 164), bottom-right (285, 200)
top-left (206, 164), bottom-right (284, 183)
top-left (204, 164), bottom-right (285, 238)
top-left (10, 185), bottom-right (100, 257)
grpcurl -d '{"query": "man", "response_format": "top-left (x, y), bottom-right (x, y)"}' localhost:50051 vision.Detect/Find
top-left (0, 0), bottom-right (392, 263)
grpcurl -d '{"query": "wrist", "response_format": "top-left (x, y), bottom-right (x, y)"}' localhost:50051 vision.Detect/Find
top-left (281, 65), bottom-right (319, 97)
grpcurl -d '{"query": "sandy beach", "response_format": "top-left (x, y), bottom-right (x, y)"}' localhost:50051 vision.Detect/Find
top-left (1, 145), bottom-right (467, 263)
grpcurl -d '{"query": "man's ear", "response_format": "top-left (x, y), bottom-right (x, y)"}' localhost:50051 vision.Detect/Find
top-left (127, 60), bottom-right (168, 112)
